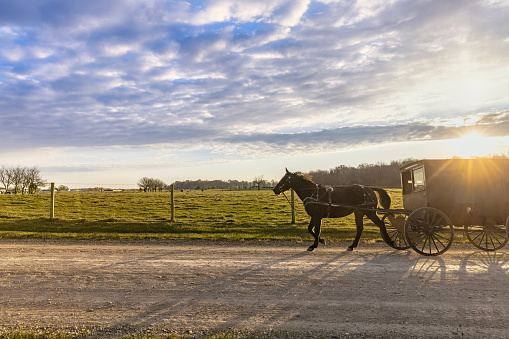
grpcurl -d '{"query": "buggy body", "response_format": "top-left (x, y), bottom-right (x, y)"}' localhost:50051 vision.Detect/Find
top-left (395, 159), bottom-right (509, 255)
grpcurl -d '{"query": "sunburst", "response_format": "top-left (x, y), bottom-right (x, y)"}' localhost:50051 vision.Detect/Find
top-left (450, 132), bottom-right (495, 158)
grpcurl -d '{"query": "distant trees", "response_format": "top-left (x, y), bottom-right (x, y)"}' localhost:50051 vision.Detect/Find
top-left (0, 165), bottom-right (47, 194)
top-left (306, 153), bottom-right (509, 187)
top-left (306, 160), bottom-right (417, 187)
top-left (173, 179), bottom-right (253, 190)
top-left (172, 178), bottom-right (278, 190)
top-left (137, 177), bottom-right (167, 192)
top-left (253, 175), bottom-right (271, 190)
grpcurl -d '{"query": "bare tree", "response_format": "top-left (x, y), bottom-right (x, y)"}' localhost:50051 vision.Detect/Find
top-left (25, 166), bottom-right (47, 194)
top-left (138, 177), bottom-right (151, 191)
top-left (11, 166), bottom-right (25, 194)
top-left (16, 166), bottom-right (47, 194)
top-left (253, 175), bottom-right (267, 190)
top-left (0, 165), bottom-right (46, 194)
top-left (152, 178), bottom-right (166, 192)
top-left (58, 185), bottom-right (69, 192)
top-left (0, 166), bottom-right (14, 192)
top-left (138, 177), bottom-right (167, 192)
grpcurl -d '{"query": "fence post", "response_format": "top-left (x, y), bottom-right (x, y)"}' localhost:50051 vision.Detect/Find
top-left (170, 184), bottom-right (175, 222)
top-left (291, 188), bottom-right (296, 224)
top-left (50, 182), bottom-right (55, 219)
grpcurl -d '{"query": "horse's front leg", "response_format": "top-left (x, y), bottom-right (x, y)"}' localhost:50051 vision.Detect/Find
top-left (307, 217), bottom-right (322, 251)
top-left (348, 210), bottom-right (364, 251)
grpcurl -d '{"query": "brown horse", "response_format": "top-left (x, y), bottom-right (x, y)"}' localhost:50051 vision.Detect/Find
top-left (273, 169), bottom-right (394, 251)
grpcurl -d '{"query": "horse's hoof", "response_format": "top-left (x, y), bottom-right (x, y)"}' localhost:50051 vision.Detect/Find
top-left (319, 239), bottom-right (326, 246)
top-left (307, 246), bottom-right (315, 252)
top-left (347, 246), bottom-right (354, 251)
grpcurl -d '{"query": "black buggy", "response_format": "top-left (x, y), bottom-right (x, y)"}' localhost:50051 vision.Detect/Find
top-left (383, 159), bottom-right (509, 256)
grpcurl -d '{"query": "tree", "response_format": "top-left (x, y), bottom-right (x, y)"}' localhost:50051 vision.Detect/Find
top-left (24, 166), bottom-right (46, 194)
top-left (0, 166), bottom-right (14, 192)
top-left (137, 177), bottom-right (167, 192)
top-left (11, 166), bottom-right (25, 194)
top-left (138, 177), bottom-right (151, 191)
top-left (0, 165), bottom-right (46, 194)
top-left (253, 175), bottom-right (268, 190)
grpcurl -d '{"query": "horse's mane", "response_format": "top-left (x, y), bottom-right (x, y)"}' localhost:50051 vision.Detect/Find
top-left (294, 172), bottom-right (316, 183)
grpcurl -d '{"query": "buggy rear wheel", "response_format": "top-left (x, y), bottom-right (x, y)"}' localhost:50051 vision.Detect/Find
top-left (404, 207), bottom-right (454, 256)
top-left (381, 213), bottom-right (410, 250)
top-left (464, 217), bottom-right (509, 251)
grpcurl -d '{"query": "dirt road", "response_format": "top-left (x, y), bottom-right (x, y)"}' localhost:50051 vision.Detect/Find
top-left (1, 239), bottom-right (509, 338)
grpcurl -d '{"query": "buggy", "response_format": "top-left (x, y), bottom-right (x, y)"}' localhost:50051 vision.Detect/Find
top-left (385, 159), bottom-right (509, 256)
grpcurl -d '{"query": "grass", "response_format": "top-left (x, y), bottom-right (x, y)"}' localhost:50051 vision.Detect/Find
top-left (0, 189), bottom-right (405, 243)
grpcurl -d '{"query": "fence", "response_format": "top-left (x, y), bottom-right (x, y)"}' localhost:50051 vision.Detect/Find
top-left (46, 183), bottom-right (295, 223)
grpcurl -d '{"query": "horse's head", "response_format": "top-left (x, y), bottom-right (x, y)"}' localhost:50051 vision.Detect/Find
top-left (273, 168), bottom-right (293, 195)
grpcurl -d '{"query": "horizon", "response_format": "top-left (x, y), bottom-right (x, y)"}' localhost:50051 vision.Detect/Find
top-left (5, 152), bottom-right (509, 191)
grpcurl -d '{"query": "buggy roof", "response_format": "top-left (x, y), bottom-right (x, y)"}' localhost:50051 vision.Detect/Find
top-left (399, 158), bottom-right (509, 174)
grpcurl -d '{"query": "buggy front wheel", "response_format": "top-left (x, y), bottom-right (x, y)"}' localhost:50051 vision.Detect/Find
top-left (404, 207), bottom-right (454, 256)
top-left (381, 213), bottom-right (410, 250)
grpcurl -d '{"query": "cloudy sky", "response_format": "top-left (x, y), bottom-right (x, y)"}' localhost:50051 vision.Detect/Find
top-left (1, 0), bottom-right (509, 188)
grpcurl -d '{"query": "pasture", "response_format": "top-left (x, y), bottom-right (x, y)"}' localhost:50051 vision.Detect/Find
top-left (0, 189), bottom-right (404, 243)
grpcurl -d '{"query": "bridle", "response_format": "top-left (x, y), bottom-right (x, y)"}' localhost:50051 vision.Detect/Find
top-left (278, 173), bottom-right (318, 208)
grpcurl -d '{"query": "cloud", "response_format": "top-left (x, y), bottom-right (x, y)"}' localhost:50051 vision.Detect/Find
top-left (215, 110), bottom-right (509, 155)
top-left (1, 0), bottom-right (509, 159)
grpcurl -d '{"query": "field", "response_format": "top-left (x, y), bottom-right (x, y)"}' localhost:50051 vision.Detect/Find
top-left (0, 189), bottom-right (404, 244)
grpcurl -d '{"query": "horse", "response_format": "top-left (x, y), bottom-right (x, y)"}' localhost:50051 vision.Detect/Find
top-left (273, 168), bottom-right (394, 251)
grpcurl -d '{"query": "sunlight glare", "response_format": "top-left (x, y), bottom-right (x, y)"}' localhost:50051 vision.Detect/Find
top-left (450, 132), bottom-right (495, 158)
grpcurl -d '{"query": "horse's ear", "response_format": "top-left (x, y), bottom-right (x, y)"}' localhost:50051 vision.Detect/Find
top-left (285, 167), bottom-right (290, 173)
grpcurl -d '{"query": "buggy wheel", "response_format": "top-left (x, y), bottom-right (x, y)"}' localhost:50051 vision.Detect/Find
top-left (404, 207), bottom-right (454, 256)
top-left (381, 213), bottom-right (410, 250)
top-left (464, 218), bottom-right (509, 251)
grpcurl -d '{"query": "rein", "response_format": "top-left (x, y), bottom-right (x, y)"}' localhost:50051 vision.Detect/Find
top-left (281, 191), bottom-right (293, 208)
top-left (281, 187), bottom-right (316, 208)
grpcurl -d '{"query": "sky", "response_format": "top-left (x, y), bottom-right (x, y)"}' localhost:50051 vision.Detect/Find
top-left (1, 0), bottom-right (509, 188)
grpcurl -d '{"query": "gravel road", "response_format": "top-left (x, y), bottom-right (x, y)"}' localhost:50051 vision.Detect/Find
top-left (1, 239), bottom-right (509, 338)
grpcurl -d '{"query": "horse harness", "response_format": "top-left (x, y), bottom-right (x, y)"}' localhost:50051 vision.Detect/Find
top-left (304, 184), bottom-right (376, 217)
top-left (282, 176), bottom-right (376, 218)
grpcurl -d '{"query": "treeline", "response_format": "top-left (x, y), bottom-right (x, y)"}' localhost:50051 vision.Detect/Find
top-left (0, 165), bottom-right (47, 194)
top-left (307, 159), bottom-right (416, 187)
top-left (174, 179), bottom-right (256, 190)
top-left (307, 153), bottom-right (509, 187)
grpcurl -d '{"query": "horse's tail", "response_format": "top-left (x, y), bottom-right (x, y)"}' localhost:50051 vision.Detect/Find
top-left (371, 187), bottom-right (391, 209)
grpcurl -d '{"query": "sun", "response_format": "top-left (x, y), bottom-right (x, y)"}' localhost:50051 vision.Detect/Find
top-left (450, 132), bottom-right (495, 158)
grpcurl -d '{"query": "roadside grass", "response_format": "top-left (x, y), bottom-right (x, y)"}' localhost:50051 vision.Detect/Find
top-left (0, 189), bottom-right (407, 244)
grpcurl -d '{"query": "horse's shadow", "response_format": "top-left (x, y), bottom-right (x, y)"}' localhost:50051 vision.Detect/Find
top-left (86, 245), bottom-right (449, 336)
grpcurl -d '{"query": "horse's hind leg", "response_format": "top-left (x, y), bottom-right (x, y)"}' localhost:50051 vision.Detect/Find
top-left (366, 211), bottom-right (394, 247)
top-left (348, 210), bottom-right (364, 251)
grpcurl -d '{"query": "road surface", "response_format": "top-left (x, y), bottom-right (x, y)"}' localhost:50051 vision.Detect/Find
top-left (1, 239), bottom-right (508, 338)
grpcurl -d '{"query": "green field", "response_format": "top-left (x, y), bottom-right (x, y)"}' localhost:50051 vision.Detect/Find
top-left (0, 189), bottom-right (404, 243)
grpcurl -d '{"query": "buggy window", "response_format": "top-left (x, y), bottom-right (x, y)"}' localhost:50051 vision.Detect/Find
top-left (412, 167), bottom-right (425, 192)
top-left (401, 170), bottom-right (412, 194)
